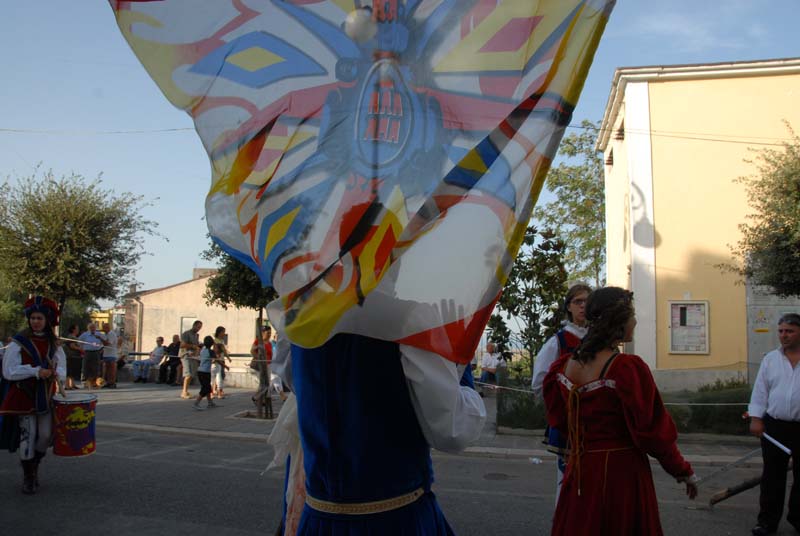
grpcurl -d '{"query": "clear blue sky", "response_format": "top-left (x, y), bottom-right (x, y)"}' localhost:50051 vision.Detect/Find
top-left (1, 1), bottom-right (798, 300)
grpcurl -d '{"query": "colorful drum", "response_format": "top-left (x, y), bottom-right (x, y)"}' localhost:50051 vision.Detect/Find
top-left (52, 392), bottom-right (97, 457)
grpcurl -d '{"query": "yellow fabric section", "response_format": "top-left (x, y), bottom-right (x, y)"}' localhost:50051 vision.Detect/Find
top-left (434, 0), bottom-right (581, 74)
top-left (227, 47), bottom-right (285, 72)
top-left (459, 148), bottom-right (489, 174)
top-left (265, 206), bottom-right (301, 259)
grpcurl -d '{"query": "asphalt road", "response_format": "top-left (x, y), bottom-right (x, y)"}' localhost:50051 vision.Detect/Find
top-left (0, 428), bottom-right (783, 535)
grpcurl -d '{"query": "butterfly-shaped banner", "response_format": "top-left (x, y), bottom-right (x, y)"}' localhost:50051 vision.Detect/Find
top-left (110, 0), bottom-right (614, 363)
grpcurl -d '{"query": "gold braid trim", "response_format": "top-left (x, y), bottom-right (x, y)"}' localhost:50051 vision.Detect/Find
top-left (305, 487), bottom-right (424, 515)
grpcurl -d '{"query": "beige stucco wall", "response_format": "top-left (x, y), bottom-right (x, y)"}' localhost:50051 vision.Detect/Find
top-left (133, 277), bottom-right (264, 355)
top-left (647, 73), bottom-right (800, 370)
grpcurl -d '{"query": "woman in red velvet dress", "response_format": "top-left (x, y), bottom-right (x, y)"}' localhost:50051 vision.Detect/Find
top-left (543, 287), bottom-right (698, 535)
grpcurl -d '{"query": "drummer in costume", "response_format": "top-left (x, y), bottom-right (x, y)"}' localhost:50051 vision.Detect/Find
top-left (286, 333), bottom-right (486, 535)
top-left (531, 283), bottom-right (591, 502)
top-left (0, 296), bottom-right (66, 494)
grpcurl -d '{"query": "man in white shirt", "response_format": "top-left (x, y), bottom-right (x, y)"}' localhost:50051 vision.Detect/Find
top-left (748, 313), bottom-right (800, 536)
top-left (101, 323), bottom-right (119, 389)
top-left (479, 342), bottom-right (500, 385)
top-left (133, 337), bottom-right (167, 383)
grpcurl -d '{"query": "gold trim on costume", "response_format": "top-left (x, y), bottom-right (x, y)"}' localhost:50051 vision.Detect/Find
top-left (305, 487), bottom-right (424, 515)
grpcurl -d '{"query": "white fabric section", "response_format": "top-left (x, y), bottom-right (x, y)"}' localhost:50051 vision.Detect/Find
top-left (531, 323), bottom-right (588, 397)
top-left (103, 331), bottom-right (119, 358)
top-left (266, 393), bottom-right (305, 536)
top-left (270, 333), bottom-right (293, 391)
top-left (748, 348), bottom-right (800, 421)
top-left (2, 342), bottom-right (66, 381)
top-left (399, 345), bottom-right (486, 453)
top-left (211, 363), bottom-right (224, 390)
top-left (18, 413), bottom-right (52, 460)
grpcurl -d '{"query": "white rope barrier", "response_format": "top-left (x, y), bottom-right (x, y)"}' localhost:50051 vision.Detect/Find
top-left (474, 381), bottom-right (750, 406)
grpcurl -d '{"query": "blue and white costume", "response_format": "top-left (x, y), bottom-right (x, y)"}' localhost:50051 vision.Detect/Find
top-left (289, 333), bottom-right (485, 534)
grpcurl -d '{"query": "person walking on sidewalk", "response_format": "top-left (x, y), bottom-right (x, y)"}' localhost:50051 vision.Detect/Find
top-left (0, 296), bottom-right (66, 494)
top-left (180, 321), bottom-right (202, 399)
top-left (748, 312), bottom-right (800, 536)
top-left (532, 283), bottom-right (591, 503)
top-left (543, 287), bottom-right (697, 535)
top-left (193, 336), bottom-right (218, 411)
top-left (211, 326), bottom-right (231, 399)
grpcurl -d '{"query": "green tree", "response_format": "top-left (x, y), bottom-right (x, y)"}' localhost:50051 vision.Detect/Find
top-left (495, 226), bottom-right (568, 379)
top-left (201, 240), bottom-right (277, 312)
top-left (487, 313), bottom-right (512, 360)
top-left (730, 126), bottom-right (800, 296)
top-left (0, 168), bottom-right (157, 330)
top-left (202, 239), bottom-right (278, 418)
top-left (534, 119), bottom-right (605, 286)
top-left (0, 279), bottom-right (25, 337)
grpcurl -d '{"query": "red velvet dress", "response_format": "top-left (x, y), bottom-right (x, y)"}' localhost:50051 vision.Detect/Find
top-left (543, 353), bottom-right (693, 536)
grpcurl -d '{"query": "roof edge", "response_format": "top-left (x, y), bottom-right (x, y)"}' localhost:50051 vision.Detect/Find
top-left (595, 57), bottom-right (800, 152)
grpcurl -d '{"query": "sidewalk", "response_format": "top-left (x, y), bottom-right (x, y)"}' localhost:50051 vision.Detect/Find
top-left (89, 382), bottom-right (761, 465)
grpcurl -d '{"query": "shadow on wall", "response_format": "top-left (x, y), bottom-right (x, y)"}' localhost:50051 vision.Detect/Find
top-left (630, 182), bottom-right (662, 249)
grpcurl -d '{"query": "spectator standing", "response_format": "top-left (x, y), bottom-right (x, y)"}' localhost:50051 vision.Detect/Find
top-left (532, 283), bottom-right (591, 503)
top-left (78, 323), bottom-right (104, 389)
top-left (748, 313), bottom-right (800, 536)
top-left (133, 337), bottom-right (167, 383)
top-left (250, 325), bottom-right (273, 405)
top-left (63, 324), bottom-right (84, 390)
top-left (193, 336), bottom-right (218, 411)
top-left (211, 326), bottom-right (231, 399)
top-left (180, 321), bottom-right (202, 399)
top-left (158, 334), bottom-right (181, 385)
top-left (100, 322), bottom-right (118, 389)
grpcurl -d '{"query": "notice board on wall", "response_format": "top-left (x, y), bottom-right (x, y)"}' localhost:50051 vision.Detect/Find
top-left (669, 301), bottom-right (709, 354)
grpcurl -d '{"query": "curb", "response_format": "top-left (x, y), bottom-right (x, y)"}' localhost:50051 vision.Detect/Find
top-left (98, 421), bottom-right (268, 442)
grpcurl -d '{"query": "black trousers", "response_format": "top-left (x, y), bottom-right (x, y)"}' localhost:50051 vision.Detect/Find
top-left (158, 358), bottom-right (180, 384)
top-left (758, 415), bottom-right (800, 530)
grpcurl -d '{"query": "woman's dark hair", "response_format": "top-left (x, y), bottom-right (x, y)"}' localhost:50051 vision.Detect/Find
top-left (564, 283), bottom-right (592, 322)
top-left (68, 324), bottom-right (79, 335)
top-left (573, 287), bottom-right (634, 364)
top-left (203, 335), bottom-right (215, 349)
top-left (214, 326), bottom-right (226, 337)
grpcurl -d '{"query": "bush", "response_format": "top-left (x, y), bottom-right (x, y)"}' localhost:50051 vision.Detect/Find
top-left (496, 387), bottom-right (546, 429)
top-left (686, 386), bottom-right (751, 435)
top-left (665, 404), bottom-right (691, 432)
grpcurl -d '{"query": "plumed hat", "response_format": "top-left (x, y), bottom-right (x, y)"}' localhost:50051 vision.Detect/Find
top-left (23, 295), bottom-right (60, 327)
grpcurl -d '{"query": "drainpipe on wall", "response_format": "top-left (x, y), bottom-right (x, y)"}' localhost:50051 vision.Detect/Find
top-left (134, 296), bottom-right (144, 353)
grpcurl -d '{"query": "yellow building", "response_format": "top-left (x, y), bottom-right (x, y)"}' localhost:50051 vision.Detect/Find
top-left (596, 58), bottom-right (800, 390)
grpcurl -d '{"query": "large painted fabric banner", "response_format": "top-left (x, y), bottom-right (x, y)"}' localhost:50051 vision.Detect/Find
top-left (110, 0), bottom-right (614, 363)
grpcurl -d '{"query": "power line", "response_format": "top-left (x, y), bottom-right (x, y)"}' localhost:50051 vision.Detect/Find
top-left (0, 123), bottom-right (794, 147)
top-left (0, 127), bottom-right (194, 135)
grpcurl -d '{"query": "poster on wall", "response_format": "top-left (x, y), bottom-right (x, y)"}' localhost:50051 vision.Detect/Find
top-left (669, 301), bottom-right (709, 354)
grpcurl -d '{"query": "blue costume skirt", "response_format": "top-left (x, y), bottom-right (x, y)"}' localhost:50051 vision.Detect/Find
top-left (298, 491), bottom-right (455, 536)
